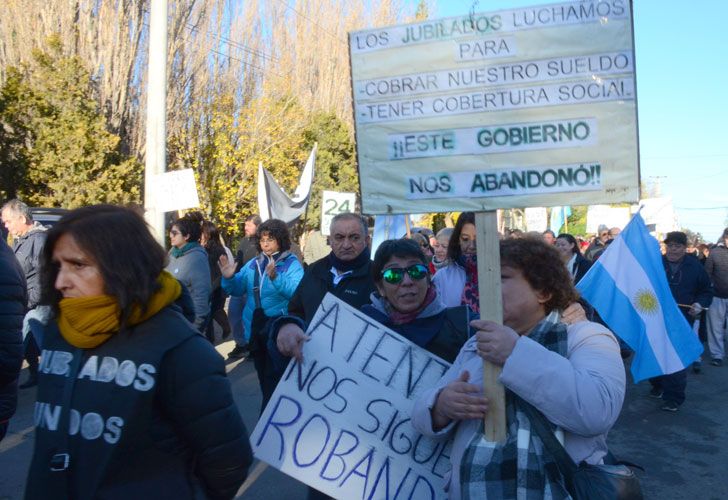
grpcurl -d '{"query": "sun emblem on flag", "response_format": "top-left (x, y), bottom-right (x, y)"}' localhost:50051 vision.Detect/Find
top-left (634, 289), bottom-right (658, 314)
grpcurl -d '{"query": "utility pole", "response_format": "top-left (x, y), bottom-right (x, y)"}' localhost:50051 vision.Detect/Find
top-left (144, 0), bottom-right (168, 243)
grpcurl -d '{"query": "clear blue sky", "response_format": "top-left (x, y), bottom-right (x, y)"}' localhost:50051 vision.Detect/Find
top-left (404, 0), bottom-right (728, 240)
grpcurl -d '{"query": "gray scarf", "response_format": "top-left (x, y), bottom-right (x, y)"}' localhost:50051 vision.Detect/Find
top-left (461, 311), bottom-right (571, 499)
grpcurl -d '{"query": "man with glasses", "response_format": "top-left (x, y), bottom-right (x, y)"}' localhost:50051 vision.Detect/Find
top-left (649, 231), bottom-right (712, 411)
top-left (585, 224), bottom-right (611, 261)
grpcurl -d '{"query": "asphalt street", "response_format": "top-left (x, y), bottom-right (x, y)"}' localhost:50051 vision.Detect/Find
top-left (2, 340), bottom-right (728, 499)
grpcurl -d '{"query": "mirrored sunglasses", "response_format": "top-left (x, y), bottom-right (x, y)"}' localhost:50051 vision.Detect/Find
top-left (381, 264), bottom-right (428, 284)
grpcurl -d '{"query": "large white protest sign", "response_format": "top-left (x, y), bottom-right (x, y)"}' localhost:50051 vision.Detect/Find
top-left (586, 204), bottom-right (631, 234)
top-left (250, 294), bottom-right (452, 499)
top-left (321, 191), bottom-right (356, 236)
top-left (349, 0), bottom-right (639, 214)
top-left (638, 197), bottom-right (678, 235)
top-left (151, 169), bottom-right (200, 213)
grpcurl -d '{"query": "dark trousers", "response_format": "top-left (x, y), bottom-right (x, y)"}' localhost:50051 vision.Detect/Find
top-left (252, 350), bottom-right (277, 414)
top-left (649, 369), bottom-right (687, 405)
top-left (205, 289), bottom-right (231, 342)
top-left (25, 333), bottom-right (40, 374)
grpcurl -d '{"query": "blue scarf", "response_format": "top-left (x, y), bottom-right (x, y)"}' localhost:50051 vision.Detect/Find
top-left (170, 241), bottom-right (201, 258)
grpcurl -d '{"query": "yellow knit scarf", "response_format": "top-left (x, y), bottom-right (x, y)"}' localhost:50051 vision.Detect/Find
top-left (57, 270), bottom-right (182, 349)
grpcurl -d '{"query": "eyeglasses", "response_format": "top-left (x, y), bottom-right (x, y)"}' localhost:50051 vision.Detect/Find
top-left (170, 230), bottom-right (180, 236)
top-left (381, 264), bottom-right (428, 284)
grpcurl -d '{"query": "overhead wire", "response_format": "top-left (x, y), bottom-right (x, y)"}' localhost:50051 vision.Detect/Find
top-left (141, 14), bottom-right (289, 78)
top-left (270, 0), bottom-right (348, 44)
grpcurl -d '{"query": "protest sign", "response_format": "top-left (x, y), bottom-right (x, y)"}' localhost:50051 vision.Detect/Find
top-left (525, 207), bottom-right (548, 232)
top-left (250, 294), bottom-right (452, 499)
top-left (638, 197), bottom-right (678, 236)
top-left (150, 169), bottom-right (200, 213)
top-left (349, 0), bottom-right (639, 215)
top-left (586, 204), bottom-right (631, 233)
top-left (321, 191), bottom-right (356, 236)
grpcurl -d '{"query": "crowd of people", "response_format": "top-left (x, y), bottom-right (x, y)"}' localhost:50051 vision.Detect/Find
top-left (2, 198), bottom-right (728, 498)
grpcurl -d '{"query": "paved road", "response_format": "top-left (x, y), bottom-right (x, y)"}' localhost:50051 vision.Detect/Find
top-left (2, 341), bottom-right (728, 499)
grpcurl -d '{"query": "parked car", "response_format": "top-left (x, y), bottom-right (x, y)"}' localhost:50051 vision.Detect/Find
top-left (30, 207), bottom-right (68, 228)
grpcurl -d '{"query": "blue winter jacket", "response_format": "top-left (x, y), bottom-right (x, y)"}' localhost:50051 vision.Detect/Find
top-left (221, 252), bottom-right (303, 340)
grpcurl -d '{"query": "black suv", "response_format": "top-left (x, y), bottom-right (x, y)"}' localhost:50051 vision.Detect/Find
top-left (30, 207), bottom-right (68, 228)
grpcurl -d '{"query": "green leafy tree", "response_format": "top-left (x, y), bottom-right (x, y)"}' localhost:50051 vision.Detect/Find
top-left (299, 112), bottom-right (358, 231)
top-left (0, 35), bottom-right (141, 207)
top-left (0, 69), bottom-right (30, 200)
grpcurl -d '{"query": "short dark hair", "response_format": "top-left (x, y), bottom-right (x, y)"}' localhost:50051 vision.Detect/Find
top-left (246, 214), bottom-right (262, 226)
top-left (542, 229), bottom-right (555, 237)
top-left (256, 219), bottom-right (291, 253)
top-left (40, 205), bottom-right (168, 325)
top-left (500, 238), bottom-right (579, 313)
top-left (557, 233), bottom-right (581, 255)
top-left (330, 212), bottom-right (368, 237)
top-left (173, 213), bottom-right (203, 242)
top-left (447, 211), bottom-right (476, 261)
top-left (372, 238), bottom-right (427, 284)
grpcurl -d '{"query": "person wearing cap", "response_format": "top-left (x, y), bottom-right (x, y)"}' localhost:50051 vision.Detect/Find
top-left (705, 227), bottom-right (728, 366)
top-left (649, 231), bottom-right (713, 411)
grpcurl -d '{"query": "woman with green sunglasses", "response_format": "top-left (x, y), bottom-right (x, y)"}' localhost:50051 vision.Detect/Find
top-left (361, 238), bottom-right (471, 363)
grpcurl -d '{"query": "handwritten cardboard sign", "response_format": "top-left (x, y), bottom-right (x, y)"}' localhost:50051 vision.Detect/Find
top-left (250, 294), bottom-right (453, 499)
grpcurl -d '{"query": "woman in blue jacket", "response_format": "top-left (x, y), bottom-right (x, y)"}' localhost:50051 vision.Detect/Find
top-left (220, 218), bottom-right (303, 410)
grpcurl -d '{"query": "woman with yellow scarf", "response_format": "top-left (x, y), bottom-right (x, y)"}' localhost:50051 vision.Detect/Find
top-left (24, 205), bottom-right (252, 500)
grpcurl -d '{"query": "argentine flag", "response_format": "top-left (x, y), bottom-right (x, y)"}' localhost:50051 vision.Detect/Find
top-left (576, 213), bottom-right (703, 382)
top-left (549, 206), bottom-right (571, 234)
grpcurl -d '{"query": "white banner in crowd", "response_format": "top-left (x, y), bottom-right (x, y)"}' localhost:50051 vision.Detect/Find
top-left (638, 197), bottom-right (678, 235)
top-left (586, 204), bottom-right (631, 233)
top-left (525, 207), bottom-right (548, 232)
top-left (321, 191), bottom-right (356, 236)
top-left (349, 0), bottom-right (639, 214)
top-left (151, 169), bottom-right (200, 213)
top-left (250, 294), bottom-right (452, 499)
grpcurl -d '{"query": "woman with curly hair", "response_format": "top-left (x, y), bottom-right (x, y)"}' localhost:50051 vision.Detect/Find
top-left (412, 238), bottom-right (625, 499)
top-left (220, 218), bottom-right (303, 409)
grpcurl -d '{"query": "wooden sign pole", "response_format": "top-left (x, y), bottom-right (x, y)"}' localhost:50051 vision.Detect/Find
top-left (475, 211), bottom-right (506, 442)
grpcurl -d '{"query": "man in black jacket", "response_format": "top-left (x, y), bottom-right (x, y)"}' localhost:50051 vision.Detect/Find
top-left (273, 213), bottom-right (375, 362)
top-left (0, 239), bottom-right (26, 441)
top-left (650, 231), bottom-right (713, 412)
top-left (1, 199), bottom-right (46, 388)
